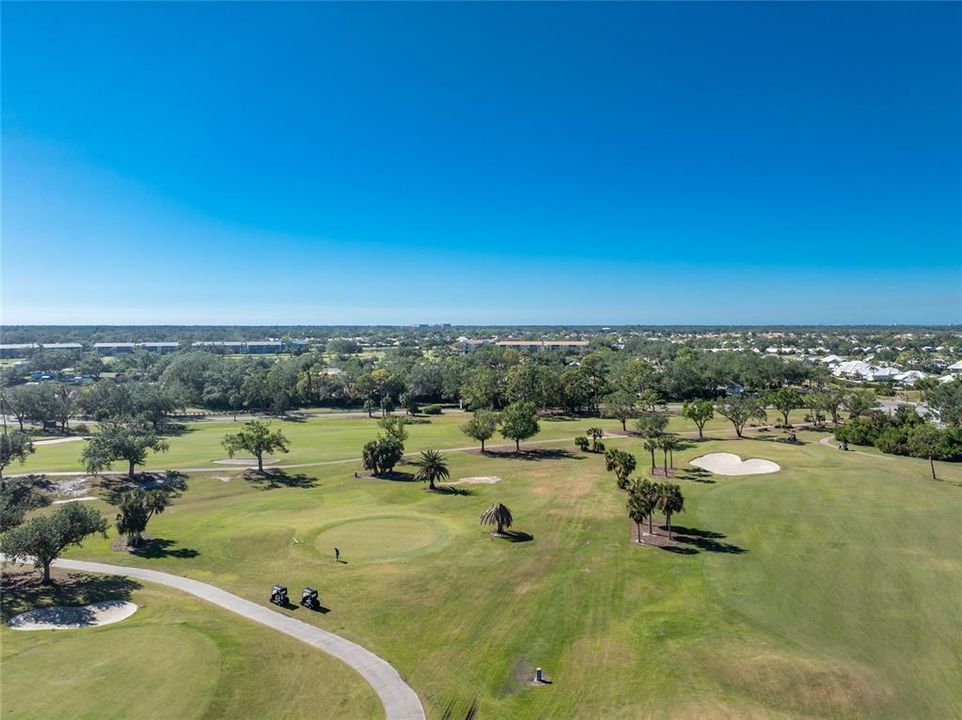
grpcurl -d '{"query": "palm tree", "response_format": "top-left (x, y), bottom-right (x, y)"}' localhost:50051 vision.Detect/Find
top-left (659, 436), bottom-right (669, 475)
top-left (626, 480), bottom-right (657, 542)
top-left (657, 483), bottom-right (685, 540)
top-left (413, 449), bottom-right (450, 490)
top-left (663, 435), bottom-right (682, 471)
top-left (480, 502), bottom-right (513, 536)
top-left (643, 437), bottom-right (659, 473)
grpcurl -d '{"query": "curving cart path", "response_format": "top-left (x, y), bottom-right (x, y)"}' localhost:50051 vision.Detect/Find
top-left (48, 558), bottom-right (425, 720)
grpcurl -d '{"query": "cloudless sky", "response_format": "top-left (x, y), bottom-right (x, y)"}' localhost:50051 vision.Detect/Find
top-left (2, 2), bottom-right (960, 325)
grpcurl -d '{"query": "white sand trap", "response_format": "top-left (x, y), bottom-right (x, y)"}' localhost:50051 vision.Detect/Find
top-left (690, 453), bottom-right (780, 476)
top-left (213, 457), bottom-right (277, 466)
top-left (51, 496), bottom-right (99, 505)
top-left (8, 601), bottom-right (138, 631)
top-left (446, 476), bottom-right (501, 486)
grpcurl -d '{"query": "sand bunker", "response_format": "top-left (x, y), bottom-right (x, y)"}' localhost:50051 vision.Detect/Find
top-left (8, 601), bottom-right (138, 631)
top-left (446, 476), bottom-right (501, 486)
top-left (690, 453), bottom-right (780, 476)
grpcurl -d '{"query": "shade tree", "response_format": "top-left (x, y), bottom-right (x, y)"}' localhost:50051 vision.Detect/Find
top-left (714, 396), bottom-right (767, 438)
top-left (0, 431), bottom-right (35, 487)
top-left (222, 420), bottom-right (290, 473)
top-left (681, 399), bottom-right (714, 439)
top-left (82, 417), bottom-right (170, 479)
top-left (766, 388), bottom-right (803, 427)
top-left (361, 436), bottom-right (404, 476)
top-left (460, 409), bottom-right (498, 452)
top-left (600, 391), bottom-right (637, 431)
top-left (498, 401), bottom-right (540, 452)
top-left (1, 503), bottom-right (107, 583)
top-left (115, 488), bottom-right (169, 547)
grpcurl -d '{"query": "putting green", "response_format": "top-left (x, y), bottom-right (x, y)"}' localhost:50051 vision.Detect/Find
top-left (313, 516), bottom-right (445, 561)
top-left (2, 625), bottom-right (220, 720)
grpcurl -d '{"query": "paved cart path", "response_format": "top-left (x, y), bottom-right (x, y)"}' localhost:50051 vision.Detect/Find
top-left (46, 558), bottom-right (425, 720)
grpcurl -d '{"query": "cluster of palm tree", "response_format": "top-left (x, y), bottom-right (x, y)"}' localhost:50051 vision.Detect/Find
top-left (641, 434), bottom-right (683, 477)
top-left (626, 479), bottom-right (685, 541)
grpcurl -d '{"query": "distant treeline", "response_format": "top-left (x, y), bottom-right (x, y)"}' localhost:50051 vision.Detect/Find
top-left (1, 324), bottom-right (959, 346)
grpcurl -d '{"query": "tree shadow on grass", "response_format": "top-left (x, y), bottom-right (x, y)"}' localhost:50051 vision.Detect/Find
top-left (664, 525), bottom-right (747, 555)
top-left (490, 530), bottom-right (534, 543)
top-left (372, 470), bottom-right (416, 483)
top-left (129, 537), bottom-right (200, 559)
top-left (2, 475), bottom-right (53, 511)
top-left (659, 544), bottom-right (699, 555)
top-left (244, 470), bottom-right (318, 490)
top-left (489, 448), bottom-right (583, 462)
top-left (432, 485), bottom-right (475, 496)
top-left (753, 434), bottom-right (808, 446)
top-left (675, 468), bottom-right (716, 484)
top-left (159, 422), bottom-right (192, 437)
top-left (0, 567), bottom-right (142, 622)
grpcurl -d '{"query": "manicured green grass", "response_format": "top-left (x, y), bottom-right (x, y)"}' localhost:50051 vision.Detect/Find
top-left (18, 413), bottom-right (632, 474)
top-left (0, 568), bottom-right (381, 720)
top-left (8, 414), bottom-right (961, 718)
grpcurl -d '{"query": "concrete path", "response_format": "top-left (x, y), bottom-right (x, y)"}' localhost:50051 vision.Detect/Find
top-left (48, 558), bottom-right (425, 720)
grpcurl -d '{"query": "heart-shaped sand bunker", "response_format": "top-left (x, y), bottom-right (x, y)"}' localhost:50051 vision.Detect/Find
top-left (690, 453), bottom-right (780, 476)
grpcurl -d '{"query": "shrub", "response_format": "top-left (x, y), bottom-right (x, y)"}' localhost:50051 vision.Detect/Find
top-left (422, 404), bottom-right (444, 415)
top-left (575, 436), bottom-right (589, 451)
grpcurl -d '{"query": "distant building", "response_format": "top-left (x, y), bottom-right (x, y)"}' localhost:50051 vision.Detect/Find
top-left (40, 343), bottom-right (84, 352)
top-left (94, 342), bottom-right (137, 354)
top-left (894, 370), bottom-right (927, 386)
top-left (139, 342), bottom-right (180, 354)
top-left (0, 343), bottom-right (38, 358)
top-left (495, 340), bottom-right (590, 352)
top-left (246, 341), bottom-right (284, 354)
top-left (190, 340), bottom-right (283, 354)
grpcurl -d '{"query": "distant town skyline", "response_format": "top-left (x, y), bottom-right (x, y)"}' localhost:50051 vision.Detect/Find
top-left (2, 2), bottom-right (960, 325)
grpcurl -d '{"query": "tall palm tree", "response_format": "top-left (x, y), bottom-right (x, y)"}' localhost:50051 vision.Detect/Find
top-left (657, 435), bottom-right (673, 476)
top-left (643, 437), bottom-right (659, 473)
top-left (480, 502), bottom-right (513, 536)
top-left (663, 435), bottom-right (682, 471)
top-left (658, 483), bottom-right (685, 540)
top-left (627, 479), bottom-right (657, 543)
top-left (413, 449), bottom-right (450, 491)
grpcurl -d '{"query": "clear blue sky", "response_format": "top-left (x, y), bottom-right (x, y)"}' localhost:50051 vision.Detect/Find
top-left (2, 2), bottom-right (960, 325)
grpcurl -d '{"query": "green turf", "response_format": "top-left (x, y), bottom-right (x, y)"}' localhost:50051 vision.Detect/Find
top-left (7, 413), bottom-right (961, 718)
top-left (17, 413), bottom-right (635, 474)
top-left (0, 568), bottom-right (382, 720)
top-left (16, 408), bottom-right (818, 475)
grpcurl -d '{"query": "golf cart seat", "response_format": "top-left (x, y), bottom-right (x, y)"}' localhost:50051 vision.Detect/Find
top-left (270, 584), bottom-right (288, 606)
top-left (301, 587), bottom-right (320, 610)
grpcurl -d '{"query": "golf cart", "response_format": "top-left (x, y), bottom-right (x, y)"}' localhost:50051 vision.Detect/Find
top-left (270, 584), bottom-right (289, 606)
top-left (301, 587), bottom-right (320, 610)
